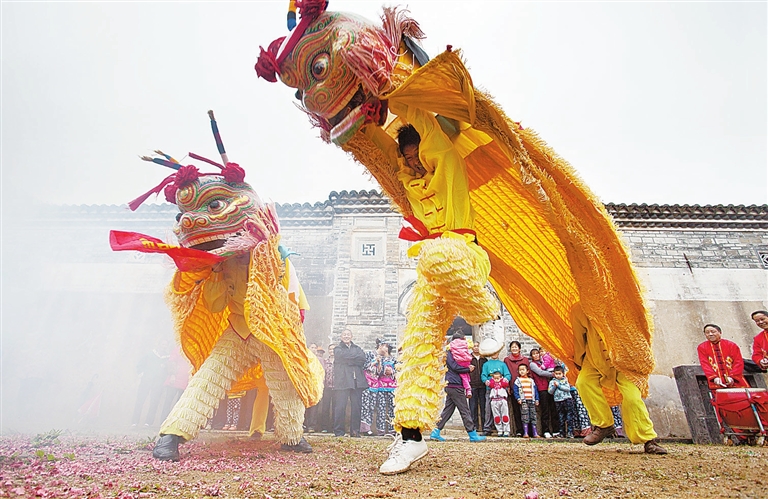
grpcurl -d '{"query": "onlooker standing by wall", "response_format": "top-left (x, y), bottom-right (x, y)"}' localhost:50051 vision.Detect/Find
top-left (318, 347), bottom-right (335, 433)
top-left (503, 341), bottom-right (530, 436)
top-left (377, 344), bottom-right (397, 436)
top-left (304, 345), bottom-right (326, 432)
top-left (548, 366), bottom-right (575, 438)
top-left (481, 351), bottom-right (510, 436)
top-left (332, 329), bottom-right (368, 437)
top-left (468, 342), bottom-right (487, 434)
top-left (485, 369), bottom-right (510, 437)
top-left (697, 324), bottom-right (748, 392)
top-left (361, 341), bottom-right (384, 435)
top-left (750, 310), bottom-right (768, 372)
top-left (512, 364), bottom-right (539, 439)
top-left (429, 333), bottom-right (486, 442)
top-left (529, 348), bottom-right (557, 438)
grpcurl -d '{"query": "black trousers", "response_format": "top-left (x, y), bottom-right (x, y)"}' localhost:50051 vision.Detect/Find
top-left (437, 386), bottom-right (475, 432)
top-left (469, 385), bottom-right (486, 432)
top-left (333, 388), bottom-right (364, 436)
top-left (538, 389), bottom-right (559, 434)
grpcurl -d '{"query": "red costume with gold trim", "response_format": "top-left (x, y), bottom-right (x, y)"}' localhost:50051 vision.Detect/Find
top-left (752, 330), bottom-right (768, 369)
top-left (697, 339), bottom-right (748, 391)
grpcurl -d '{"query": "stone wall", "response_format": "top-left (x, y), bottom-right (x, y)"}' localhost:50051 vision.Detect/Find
top-left (3, 195), bottom-right (766, 436)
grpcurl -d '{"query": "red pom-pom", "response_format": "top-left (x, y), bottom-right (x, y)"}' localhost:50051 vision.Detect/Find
top-left (296, 0), bottom-right (327, 19)
top-left (174, 165), bottom-right (200, 188)
top-left (164, 183), bottom-right (178, 204)
top-left (255, 37), bottom-right (285, 82)
top-left (222, 162), bottom-right (246, 183)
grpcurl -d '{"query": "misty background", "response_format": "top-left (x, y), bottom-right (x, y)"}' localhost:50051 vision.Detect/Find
top-left (1, 1), bottom-right (766, 434)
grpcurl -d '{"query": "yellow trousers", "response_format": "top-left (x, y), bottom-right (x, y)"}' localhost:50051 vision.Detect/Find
top-left (249, 376), bottom-right (270, 436)
top-left (575, 359), bottom-right (657, 445)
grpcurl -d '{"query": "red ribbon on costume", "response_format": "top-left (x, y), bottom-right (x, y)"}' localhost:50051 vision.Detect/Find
top-left (398, 216), bottom-right (477, 242)
top-left (109, 230), bottom-right (223, 272)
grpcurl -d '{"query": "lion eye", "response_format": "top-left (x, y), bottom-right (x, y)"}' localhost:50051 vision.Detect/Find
top-left (208, 199), bottom-right (227, 212)
top-left (311, 54), bottom-right (330, 80)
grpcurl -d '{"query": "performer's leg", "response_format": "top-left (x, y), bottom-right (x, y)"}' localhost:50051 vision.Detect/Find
top-left (392, 277), bottom-right (454, 433)
top-left (382, 275), bottom-right (452, 474)
top-left (616, 372), bottom-right (657, 445)
top-left (249, 377), bottom-right (269, 438)
top-left (158, 328), bottom-right (255, 442)
top-left (417, 237), bottom-right (499, 326)
top-left (248, 340), bottom-right (306, 446)
top-left (574, 362), bottom-right (613, 429)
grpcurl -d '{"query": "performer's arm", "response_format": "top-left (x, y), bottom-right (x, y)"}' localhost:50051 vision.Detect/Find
top-left (201, 266), bottom-right (230, 313)
top-left (363, 125), bottom-right (400, 167)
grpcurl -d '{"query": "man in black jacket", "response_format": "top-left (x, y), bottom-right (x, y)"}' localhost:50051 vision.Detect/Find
top-left (332, 328), bottom-right (369, 437)
top-left (468, 342), bottom-right (487, 435)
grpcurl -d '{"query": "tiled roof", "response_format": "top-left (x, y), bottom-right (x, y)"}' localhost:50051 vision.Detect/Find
top-left (44, 191), bottom-right (768, 229)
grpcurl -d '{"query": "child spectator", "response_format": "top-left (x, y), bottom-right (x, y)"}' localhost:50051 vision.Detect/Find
top-left (529, 348), bottom-right (557, 438)
top-left (481, 351), bottom-right (511, 436)
top-left (547, 366), bottom-right (575, 438)
top-left (540, 348), bottom-right (556, 371)
top-left (486, 369), bottom-right (510, 437)
top-left (449, 335), bottom-right (473, 398)
top-left (513, 364), bottom-right (539, 438)
top-left (223, 391), bottom-right (245, 431)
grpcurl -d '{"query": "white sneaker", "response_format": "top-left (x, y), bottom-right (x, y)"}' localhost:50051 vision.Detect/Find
top-left (478, 319), bottom-right (504, 356)
top-left (544, 432), bottom-right (552, 439)
top-left (379, 435), bottom-right (428, 475)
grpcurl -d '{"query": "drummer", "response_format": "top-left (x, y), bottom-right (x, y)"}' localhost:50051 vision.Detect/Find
top-left (697, 324), bottom-right (749, 392)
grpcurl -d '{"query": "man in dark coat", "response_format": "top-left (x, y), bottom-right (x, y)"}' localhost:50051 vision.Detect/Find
top-left (468, 342), bottom-right (487, 434)
top-left (332, 328), bottom-right (369, 437)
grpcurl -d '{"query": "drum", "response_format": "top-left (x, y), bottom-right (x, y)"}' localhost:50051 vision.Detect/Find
top-left (712, 388), bottom-right (768, 430)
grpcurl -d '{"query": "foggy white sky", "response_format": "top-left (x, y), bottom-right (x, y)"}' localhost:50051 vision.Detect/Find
top-left (2, 1), bottom-right (766, 208)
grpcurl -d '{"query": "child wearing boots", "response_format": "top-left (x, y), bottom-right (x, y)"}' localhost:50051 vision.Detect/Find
top-left (547, 366), bottom-right (576, 438)
top-left (512, 364), bottom-right (539, 438)
top-left (485, 369), bottom-right (510, 437)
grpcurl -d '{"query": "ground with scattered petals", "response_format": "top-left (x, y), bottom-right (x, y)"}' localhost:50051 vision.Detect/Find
top-left (0, 430), bottom-right (764, 498)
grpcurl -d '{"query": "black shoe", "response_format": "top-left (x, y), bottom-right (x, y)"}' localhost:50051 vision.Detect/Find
top-left (280, 437), bottom-right (313, 453)
top-left (153, 434), bottom-right (182, 461)
top-left (350, 431), bottom-right (361, 438)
